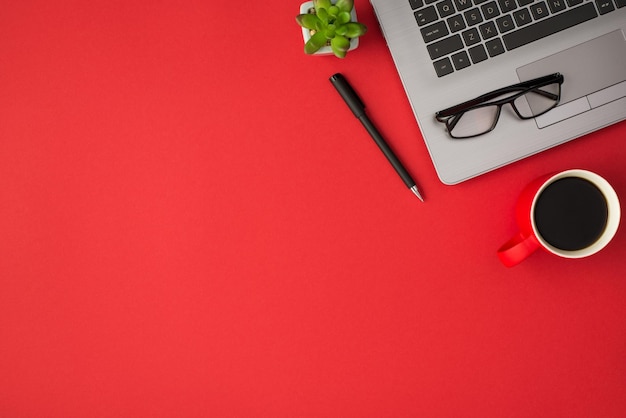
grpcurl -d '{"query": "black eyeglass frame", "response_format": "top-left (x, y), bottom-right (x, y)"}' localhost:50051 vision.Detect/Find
top-left (435, 73), bottom-right (564, 139)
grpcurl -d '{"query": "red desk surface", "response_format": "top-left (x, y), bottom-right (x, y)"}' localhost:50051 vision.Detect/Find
top-left (1, 1), bottom-right (625, 417)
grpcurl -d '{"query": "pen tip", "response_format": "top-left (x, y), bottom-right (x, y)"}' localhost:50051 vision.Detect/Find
top-left (411, 186), bottom-right (424, 202)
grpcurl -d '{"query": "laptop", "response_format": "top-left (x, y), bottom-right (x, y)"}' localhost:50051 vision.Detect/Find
top-left (370, 0), bottom-right (626, 184)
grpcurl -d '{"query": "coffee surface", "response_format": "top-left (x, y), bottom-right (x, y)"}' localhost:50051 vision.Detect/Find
top-left (534, 177), bottom-right (608, 251)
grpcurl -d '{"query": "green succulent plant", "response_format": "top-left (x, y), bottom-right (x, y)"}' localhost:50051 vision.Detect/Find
top-left (296, 0), bottom-right (367, 58)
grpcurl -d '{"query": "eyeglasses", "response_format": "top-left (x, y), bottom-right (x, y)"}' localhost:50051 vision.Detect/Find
top-left (435, 73), bottom-right (564, 139)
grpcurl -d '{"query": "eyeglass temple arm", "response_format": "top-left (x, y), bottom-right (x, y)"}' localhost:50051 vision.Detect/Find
top-left (527, 87), bottom-right (560, 101)
top-left (436, 73), bottom-right (563, 119)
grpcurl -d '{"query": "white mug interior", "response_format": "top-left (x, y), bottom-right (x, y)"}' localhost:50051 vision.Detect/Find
top-left (530, 169), bottom-right (621, 258)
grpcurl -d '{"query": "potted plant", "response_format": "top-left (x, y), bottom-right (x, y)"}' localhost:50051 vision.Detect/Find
top-left (296, 0), bottom-right (367, 58)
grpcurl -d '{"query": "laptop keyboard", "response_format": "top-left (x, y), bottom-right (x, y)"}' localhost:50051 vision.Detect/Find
top-left (410, 0), bottom-right (626, 77)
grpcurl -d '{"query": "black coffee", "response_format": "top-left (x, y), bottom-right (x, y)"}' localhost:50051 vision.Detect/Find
top-left (534, 177), bottom-right (608, 251)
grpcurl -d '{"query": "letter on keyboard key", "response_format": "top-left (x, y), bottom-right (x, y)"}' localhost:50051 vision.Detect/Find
top-left (462, 28), bottom-right (481, 46)
top-left (503, 3), bottom-right (598, 50)
top-left (464, 8), bottom-right (484, 25)
top-left (530, 2), bottom-right (549, 20)
top-left (447, 14), bottom-right (467, 33)
top-left (437, 0), bottom-right (456, 17)
top-left (427, 34), bottom-right (464, 59)
top-left (496, 15), bottom-right (515, 33)
top-left (455, 0), bottom-right (473, 11)
top-left (513, 8), bottom-right (532, 26)
top-left (547, 0), bottom-right (567, 13)
top-left (481, 1), bottom-right (501, 19)
top-left (499, 0), bottom-right (517, 12)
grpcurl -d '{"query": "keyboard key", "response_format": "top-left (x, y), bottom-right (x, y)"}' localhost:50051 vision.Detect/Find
top-left (481, 1), bottom-right (501, 19)
top-left (447, 14), bottom-right (467, 32)
top-left (547, 0), bottom-right (567, 12)
top-left (464, 8), bottom-right (484, 25)
top-left (566, 0), bottom-right (584, 5)
top-left (518, 0), bottom-right (534, 5)
top-left (409, 0), bottom-right (424, 9)
top-left (499, 0), bottom-right (517, 12)
top-left (451, 51), bottom-right (472, 69)
top-left (616, 0), bottom-right (626, 7)
top-left (415, 6), bottom-right (438, 26)
top-left (530, 1), bottom-right (549, 19)
top-left (462, 27), bottom-right (481, 45)
top-left (513, 8), bottom-right (533, 25)
top-left (437, 0), bottom-right (456, 17)
top-left (496, 14), bottom-right (515, 32)
top-left (454, 0), bottom-right (474, 10)
top-left (468, 44), bottom-right (489, 63)
top-left (421, 21), bottom-right (450, 43)
top-left (485, 38), bottom-right (506, 56)
top-left (427, 34), bottom-right (464, 59)
top-left (503, 3), bottom-right (598, 50)
top-left (479, 21), bottom-right (498, 39)
top-left (595, 0), bottom-right (616, 13)
top-left (433, 57), bottom-right (454, 76)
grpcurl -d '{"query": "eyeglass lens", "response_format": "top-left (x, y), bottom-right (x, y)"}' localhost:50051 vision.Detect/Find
top-left (447, 106), bottom-right (500, 138)
top-left (448, 82), bottom-right (561, 138)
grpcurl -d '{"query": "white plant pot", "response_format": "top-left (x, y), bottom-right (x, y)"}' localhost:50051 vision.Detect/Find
top-left (299, 1), bottom-right (360, 56)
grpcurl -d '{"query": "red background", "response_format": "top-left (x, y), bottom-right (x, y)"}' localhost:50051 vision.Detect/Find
top-left (1, 1), bottom-right (625, 417)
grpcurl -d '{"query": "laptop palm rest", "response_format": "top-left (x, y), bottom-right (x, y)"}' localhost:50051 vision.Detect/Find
top-left (516, 30), bottom-right (626, 128)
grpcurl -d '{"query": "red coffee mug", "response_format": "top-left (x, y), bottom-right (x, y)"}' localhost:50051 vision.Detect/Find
top-left (498, 169), bottom-right (620, 267)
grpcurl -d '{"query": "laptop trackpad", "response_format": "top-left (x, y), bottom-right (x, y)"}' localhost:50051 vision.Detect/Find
top-left (516, 30), bottom-right (626, 128)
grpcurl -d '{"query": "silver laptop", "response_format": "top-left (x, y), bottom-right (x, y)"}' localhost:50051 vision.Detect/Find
top-left (370, 0), bottom-right (626, 184)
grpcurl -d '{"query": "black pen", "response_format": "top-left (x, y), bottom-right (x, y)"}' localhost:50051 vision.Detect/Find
top-left (329, 73), bottom-right (424, 202)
